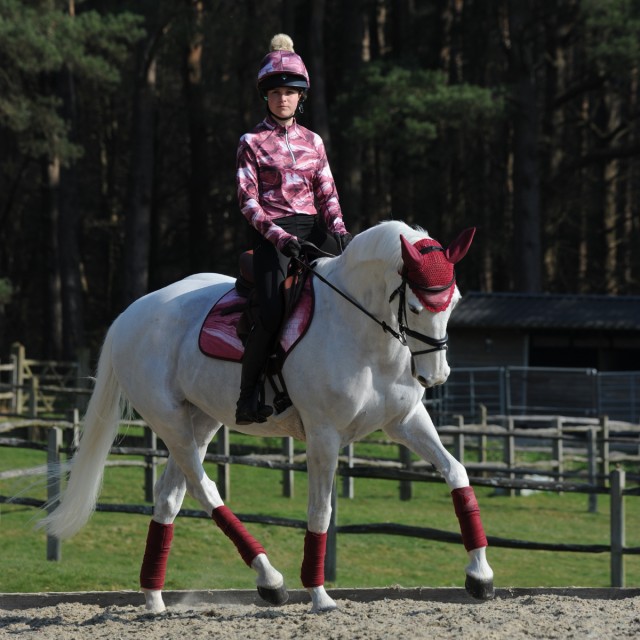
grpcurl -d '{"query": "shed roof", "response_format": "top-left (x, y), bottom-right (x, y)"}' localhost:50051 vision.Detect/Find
top-left (450, 292), bottom-right (640, 331)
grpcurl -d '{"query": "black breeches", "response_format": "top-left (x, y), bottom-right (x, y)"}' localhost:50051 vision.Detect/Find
top-left (250, 215), bottom-right (338, 334)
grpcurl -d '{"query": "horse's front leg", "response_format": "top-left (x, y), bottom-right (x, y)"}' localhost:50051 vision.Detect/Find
top-left (302, 429), bottom-right (342, 613)
top-left (385, 403), bottom-right (494, 600)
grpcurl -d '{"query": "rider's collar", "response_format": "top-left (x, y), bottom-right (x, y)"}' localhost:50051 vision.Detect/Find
top-left (264, 112), bottom-right (297, 132)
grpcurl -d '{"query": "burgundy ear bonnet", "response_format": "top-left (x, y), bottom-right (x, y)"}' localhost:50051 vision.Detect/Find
top-left (400, 228), bottom-right (476, 312)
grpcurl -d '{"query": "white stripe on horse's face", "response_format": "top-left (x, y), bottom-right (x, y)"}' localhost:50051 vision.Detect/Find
top-left (406, 287), bottom-right (459, 388)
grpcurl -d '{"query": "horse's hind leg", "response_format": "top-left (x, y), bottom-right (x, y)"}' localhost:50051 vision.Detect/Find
top-left (139, 410), bottom-right (286, 612)
top-left (140, 455), bottom-right (187, 613)
top-left (384, 403), bottom-right (494, 600)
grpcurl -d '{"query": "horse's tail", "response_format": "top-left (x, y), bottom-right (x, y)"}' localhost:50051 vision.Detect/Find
top-left (37, 325), bottom-right (123, 540)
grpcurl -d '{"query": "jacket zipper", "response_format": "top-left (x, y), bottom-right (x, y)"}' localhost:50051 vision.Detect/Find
top-left (284, 128), bottom-right (296, 166)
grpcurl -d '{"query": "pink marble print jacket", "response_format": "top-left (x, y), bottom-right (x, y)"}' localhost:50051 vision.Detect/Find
top-left (236, 115), bottom-right (347, 251)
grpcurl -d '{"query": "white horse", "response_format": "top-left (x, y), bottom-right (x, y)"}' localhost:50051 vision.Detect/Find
top-left (39, 220), bottom-right (494, 613)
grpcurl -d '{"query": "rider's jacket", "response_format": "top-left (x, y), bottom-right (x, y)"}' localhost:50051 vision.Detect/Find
top-left (236, 115), bottom-right (347, 251)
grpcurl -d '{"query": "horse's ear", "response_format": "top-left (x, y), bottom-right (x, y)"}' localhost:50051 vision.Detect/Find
top-left (400, 234), bottom-right (422, 268)
top-left (444, 227), bottom-right (476, 264)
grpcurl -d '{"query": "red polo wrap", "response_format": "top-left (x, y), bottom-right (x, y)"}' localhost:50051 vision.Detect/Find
top-left (212, 505), bottom-right (266, 566)
top-left (140, 520), bottom-right (174, 590)
top-left (300, 530), bottom-right (327, 588)
top-left (451, 486), bottom-right (488, 551)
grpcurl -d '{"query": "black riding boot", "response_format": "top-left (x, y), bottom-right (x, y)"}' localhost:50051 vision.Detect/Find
top-left (235, 322), bottom-right (274, 425)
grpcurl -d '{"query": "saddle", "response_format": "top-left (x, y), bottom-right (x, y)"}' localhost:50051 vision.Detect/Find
top-left (198, 249), bottom-right (316, 411)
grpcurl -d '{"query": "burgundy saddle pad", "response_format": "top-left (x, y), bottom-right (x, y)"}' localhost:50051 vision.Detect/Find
top-left (198, 276), bottom-right (314, 363)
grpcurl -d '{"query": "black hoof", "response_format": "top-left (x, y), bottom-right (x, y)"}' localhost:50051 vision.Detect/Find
top-left (257, 584), bottom-right (289, 606)
top-left (465, 575), bottom-right (495, 600)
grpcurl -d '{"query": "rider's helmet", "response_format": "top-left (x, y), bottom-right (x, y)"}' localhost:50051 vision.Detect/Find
top-left (257, 34), bottom-right (310, 97)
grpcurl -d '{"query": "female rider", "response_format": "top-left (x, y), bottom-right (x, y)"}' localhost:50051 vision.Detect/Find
top-left (235, 33), bottom-right (352, 425)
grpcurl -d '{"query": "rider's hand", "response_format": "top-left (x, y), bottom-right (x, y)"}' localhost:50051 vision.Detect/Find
top-left (334, 232), bottom-right (353, 253)
top-left (281, 237), bottom-right (302, 258)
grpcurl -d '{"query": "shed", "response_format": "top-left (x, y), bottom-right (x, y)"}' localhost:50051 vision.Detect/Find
top-left (447, 292), bottom-right (640, 371)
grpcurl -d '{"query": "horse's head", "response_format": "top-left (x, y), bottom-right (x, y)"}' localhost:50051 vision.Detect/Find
top-left (398, 227), bottom-right (475, 388)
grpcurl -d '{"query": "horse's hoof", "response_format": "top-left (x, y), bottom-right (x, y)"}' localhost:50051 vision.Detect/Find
top-left (465, 575), bottom-right (495, 600)
top-left (257, 584), bottom-right (289, 606)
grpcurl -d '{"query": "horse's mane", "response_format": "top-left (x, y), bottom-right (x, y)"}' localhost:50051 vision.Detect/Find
top-left (320, 220), bottom-right (430, 275)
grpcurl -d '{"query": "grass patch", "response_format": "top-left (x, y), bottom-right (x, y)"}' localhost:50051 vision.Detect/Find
top-left (1, 436), bottom-right (638, 593)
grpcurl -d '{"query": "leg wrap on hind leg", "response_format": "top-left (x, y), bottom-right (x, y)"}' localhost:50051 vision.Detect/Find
top-left (452, 486), bottom-right (488, 551)
top-left (211, 505), bottom-right (266, 566)
top-left (300, 530), bottom-right (327, 588)
top-left (140, 520), bottom-right (174, 590)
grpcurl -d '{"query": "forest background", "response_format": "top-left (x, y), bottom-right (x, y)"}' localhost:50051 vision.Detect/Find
top-left (1, 0), bottom-right (640, 361)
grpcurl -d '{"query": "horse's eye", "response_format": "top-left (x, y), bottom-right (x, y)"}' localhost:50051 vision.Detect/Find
top-left (409, 303), bottom-right (421, 314)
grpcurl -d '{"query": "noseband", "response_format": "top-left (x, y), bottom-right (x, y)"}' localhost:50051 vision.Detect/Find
top-left (389, 280), bottom-right (449, 356)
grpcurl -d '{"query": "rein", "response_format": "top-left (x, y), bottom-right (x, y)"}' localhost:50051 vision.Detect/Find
top-left (294, 242), bottom-right (448, 357)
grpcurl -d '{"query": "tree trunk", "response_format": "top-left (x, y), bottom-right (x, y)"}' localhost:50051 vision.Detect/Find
top-left (308, 0), bottom-right (331, 147)
top-left (336, 0), bottom-right (366, 231)
top-left (57, 63), bottom-right (84, 359)
top-left (43, 153), bottom-right (63, 359)
top-left (506, 0), bottom-right (542, 292)
top-left (122, 32), bottom-right (158, 308)
top-left (185, 0), bottom-right (211, 276)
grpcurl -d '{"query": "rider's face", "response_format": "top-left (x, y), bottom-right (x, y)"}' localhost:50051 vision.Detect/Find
top-left (266, 87), bottom-right (301, 122)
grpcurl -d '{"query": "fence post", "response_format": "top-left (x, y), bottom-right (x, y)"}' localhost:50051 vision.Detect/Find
top-left (587, 428), bottom-right (598, 513)
top-left (144, 427), bottom-right (157, 503)
top-left (75, 347), bottom-right (91, 414)
top-left (217, 425), bottom-right (230, 501)
top-left (282, 437), bottom-right (294, 498)
top-left (478, 404), bottom-right (487, 471)
top-left (11, 342), bottom-right (24, 415)
top-left (552, 416), bottom-right (563, 487)
top-left (453, 414), bottom-right (465, 464)
top-left (324, 478), bottom-right (337, 582)
top-left (399, 445), bottom-right (412, 501)
top-left (504, 417), bottom-right (515, 497)
top-left (28, 377), bottom-right (38, 418)
top-left (47, 427), bottom-right (62, 561)
top-left (610, 468), bottom-right (625, 587)
top-left (341, 444), bottom-right (354, 499)
top-left (65, 409), bottom-right (80, 453)
top-left (599, 416), bottom-right (610, 486)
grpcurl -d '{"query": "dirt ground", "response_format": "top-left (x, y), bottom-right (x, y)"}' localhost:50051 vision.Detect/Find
top-left (1, 590), bottom-right (639, 639)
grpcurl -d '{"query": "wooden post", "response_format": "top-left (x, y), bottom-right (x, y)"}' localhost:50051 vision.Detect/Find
top-left (28, 377), bottom-right (38, 418)
top-left (341, 443), bottom-right (354, 499)
top-left (144, 426), bottom-right (157, 503)
top-left (478, 404), bottom-right (487, 470)
top-left (504, 417), bottom-right (515, 497)
top-left (399, 444), bottom-right (412, 501)
top-left (217, 425), bottom-right (230, 501)
top-left (552, 416), bottom-right (563, 487)
top-left (610, 468), bottom-right (625, 587)
top-left (453, 414), bottom-right (465, 464)
top-left (599, 416), bottom-right (610, 486)
top-left (75, 347), bottom-right (91, 413)
top-left (47, 427), bottom-right (62, 561)
top-left (65, 409), bottom-right (80, 453)
top-left (282, 437), bottom-right (294, 498)
top-left (324, 478), bottom-right (337, 582)
top-left (587, 428), bottom-right (598, 513)
top-left (11, 342), bottom-right (24, 415)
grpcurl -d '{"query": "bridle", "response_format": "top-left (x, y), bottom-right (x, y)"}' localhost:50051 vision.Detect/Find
top-left (295, 242), bottom-right (449, 358)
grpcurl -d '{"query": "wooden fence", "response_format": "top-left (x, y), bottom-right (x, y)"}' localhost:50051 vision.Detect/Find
top-left (0, 343), bottom-right (91, 416)
top-left (0, 415), bottom-right (638, 587)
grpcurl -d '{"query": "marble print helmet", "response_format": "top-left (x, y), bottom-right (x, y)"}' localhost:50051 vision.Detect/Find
top-left (257, 33), bottom-right (310, 93)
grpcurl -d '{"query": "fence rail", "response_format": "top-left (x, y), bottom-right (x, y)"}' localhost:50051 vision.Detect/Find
top-left (0, 414), bottom-right (638, 587)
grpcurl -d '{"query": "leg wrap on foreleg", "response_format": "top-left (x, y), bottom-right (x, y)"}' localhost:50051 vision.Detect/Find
top-left (140, 520), bottom-right (174, 590)
top-left (211, 505), bottom-right (266, 566)
top-left (300, 530), bottom-right (327, 588)
top-left (452, 486), bottom-right (488, 551)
